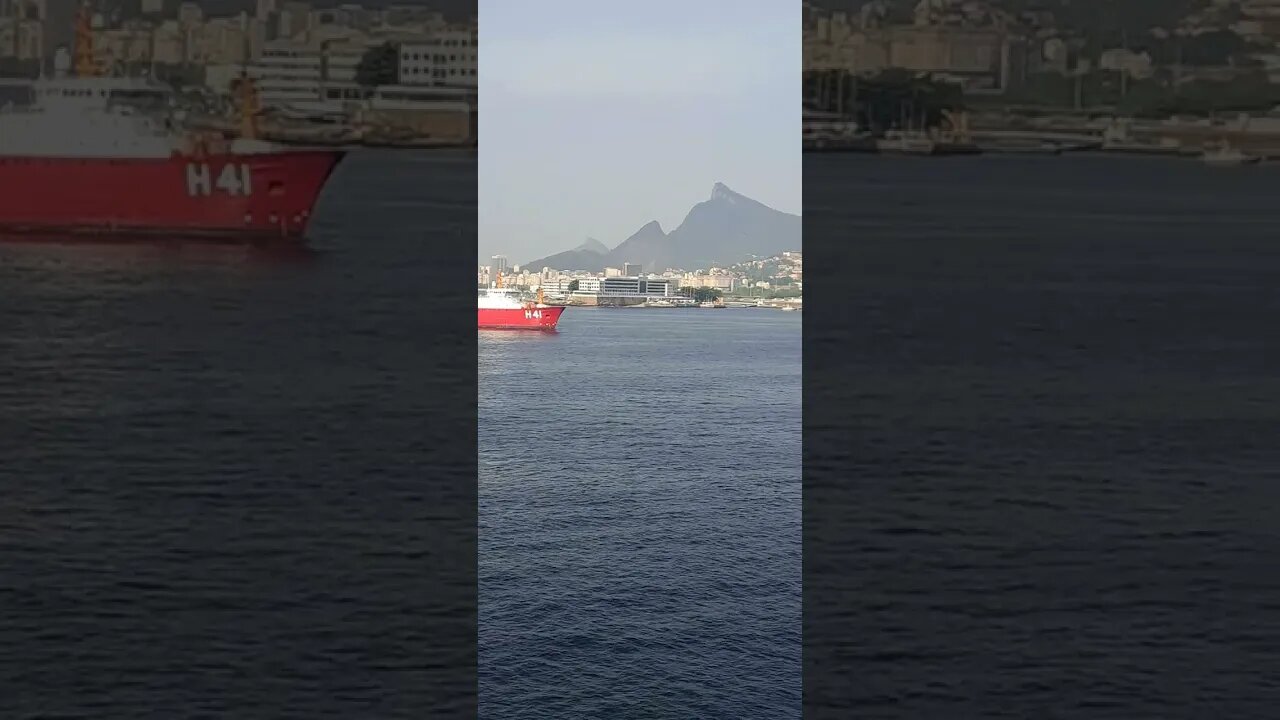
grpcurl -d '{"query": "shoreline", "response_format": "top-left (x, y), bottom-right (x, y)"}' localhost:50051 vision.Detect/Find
top-left (804, 123), bottom-right (1280, 162)
top-left (553, 301), bottom-right (801, 311)
top-left (803, 140), bottom-right (1280, 163)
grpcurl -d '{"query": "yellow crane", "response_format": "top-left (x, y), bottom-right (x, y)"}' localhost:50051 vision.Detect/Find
top-left (940, 109), bottom-right (970, 141)
top-left (236, 71), bottom-right (261, 140)
top-left (73, 1), bottom-right (97, 77)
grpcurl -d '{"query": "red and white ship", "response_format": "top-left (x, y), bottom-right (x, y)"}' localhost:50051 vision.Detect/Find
top-left (478, 275), bottom-right (565, 330)
top-left (0, 7), bottom-right (344, 241)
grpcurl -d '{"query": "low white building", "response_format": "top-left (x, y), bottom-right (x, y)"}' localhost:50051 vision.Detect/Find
top-left (681, 274), bottom-right (736, 291)
top-left (235, 26), bottom-right (477, 114)
top-left (244, 36), bottom-right (369, 108)
top-left (398, 27), bottom-right (477, 86)
top-left (578, 276), bottom-right (680, 298)
top-left (1098, 48), bottom-right (1153, 79)
top-left (541, 278), bottom-right (576, 295)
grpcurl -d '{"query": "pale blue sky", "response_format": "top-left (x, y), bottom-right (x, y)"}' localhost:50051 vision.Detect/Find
top-left (478, 0), bottom-right (800, 265)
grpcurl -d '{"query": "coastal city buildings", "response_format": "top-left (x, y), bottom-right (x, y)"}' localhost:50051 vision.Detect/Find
top-left (804, 0), bottom-right (1280, 157)
top-left (0, 1), bottom-right (476, 140)
top-left (805, 0), bottom-right (1280, 99)
top-left (477, 252), bottom-right (803, 304)
top-left (805, 13), bottom-right (1017, 93)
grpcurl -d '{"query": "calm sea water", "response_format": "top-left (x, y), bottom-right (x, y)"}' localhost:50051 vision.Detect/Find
top-left (0, 150), bottom-right (478, 718)
top-left (479, 308), bottom-right (803, 718)
top-left (805, 154), bottom-right (1280, 718)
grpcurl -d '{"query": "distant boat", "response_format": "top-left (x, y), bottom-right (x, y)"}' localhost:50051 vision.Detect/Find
top-left (805, 132), bottom-right (878, 153)
top-left (1202, 144), bottom-right (1260, 166)
top-left (979, 140), bottom-right (1063, 155)
top-left (478, 276), bottom-right (564, 330)
top-left (1099, 119), bottom-right (1183, 156)
top-left (876, 130), bottom-right (936, 155)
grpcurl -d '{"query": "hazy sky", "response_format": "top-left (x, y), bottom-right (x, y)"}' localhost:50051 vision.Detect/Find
top-left (478, 0), bottom-right (800, 265)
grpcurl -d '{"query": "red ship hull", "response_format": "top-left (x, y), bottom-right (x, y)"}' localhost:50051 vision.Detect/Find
top-left (0, 150), bottom-right (344, 240)
top-left (478, 305), bottom-right (565, 330)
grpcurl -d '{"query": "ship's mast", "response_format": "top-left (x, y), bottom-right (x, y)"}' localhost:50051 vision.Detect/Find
top-left (237, 72), bottom-right (261, 139)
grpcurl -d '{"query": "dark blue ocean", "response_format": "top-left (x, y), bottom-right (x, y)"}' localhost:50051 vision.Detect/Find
top-left (479, 308), bottom-right (802, 718)
top-left (805, 153), bottom-right (1280, 719)
top-left (0, 150), bottom-right (478, 718)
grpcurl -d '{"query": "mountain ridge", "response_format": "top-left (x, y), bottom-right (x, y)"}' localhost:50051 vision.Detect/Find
top-left (524, 184), bottom-right (799, 273)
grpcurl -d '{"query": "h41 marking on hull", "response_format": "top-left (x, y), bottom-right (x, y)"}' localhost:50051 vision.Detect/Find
top-left (186, 163), bottom-right (254, 197)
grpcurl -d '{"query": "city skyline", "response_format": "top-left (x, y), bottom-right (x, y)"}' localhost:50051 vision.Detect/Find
top-left (478, 0), bottom-right (801, 264)
top-left (120, 0), bottom-right (475, 21)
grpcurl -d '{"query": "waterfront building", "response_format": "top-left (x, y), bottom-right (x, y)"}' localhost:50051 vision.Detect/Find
top-left (244, 33), bottom-right (366, 106)
top-left (398, 26), bottom-right (476, 87)
top-left (177, 2), bottom-right (202, 26)
top-left (382, 5), bottom-right (446, 28)
top-left (681, 273), bottom-right (736, 292)
top-left (0, 13), bottom-right (44, 61)
top-left (277, 1), bottom-right (312, 39)
top-left (231, 32), bottom-right (474, 134)
top-left (804, 7), bottom-right (1027, 94)
top-left (540, 278), bottom-right (575, 295)
top-left (571, 276), bottom-right (680, 299)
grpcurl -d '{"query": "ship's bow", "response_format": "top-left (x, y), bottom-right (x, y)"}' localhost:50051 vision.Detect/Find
top-left (540, 306), bottom-right (565, 329)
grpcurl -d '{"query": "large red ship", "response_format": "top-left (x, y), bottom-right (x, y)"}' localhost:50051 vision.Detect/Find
top-left (478, 277), bottom-right (565, 331)
top-left (0, 7), bottom-right (343, 242)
